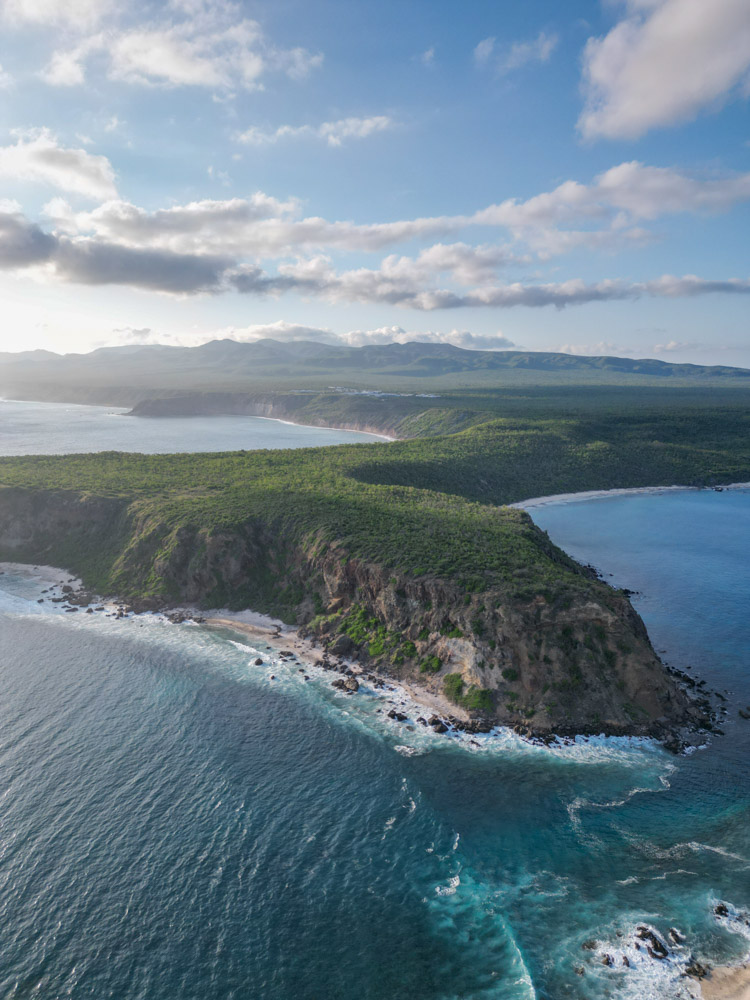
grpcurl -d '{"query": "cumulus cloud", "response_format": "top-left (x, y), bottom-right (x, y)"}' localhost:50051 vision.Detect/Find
top-left (0, 207), bottom-right (56, 267)
top-left (2, 201), bottom-right (749, 308)
top-left (237, 115), bottom-right (394, 148)
top-left (579, 0), bottom-right (750, 139)
top-left (38, 3), bottom-right (322, 90)
top-left (339, 326), bottom-right (516, 350)
top-left (0, 129), bottom-right (117, 200)
top-left (160, 322), bottom-right (517, 351)
top-left (228, 256), bottom-right (750, 312)
top-left (472, 161), bottom-right (750, 253)
top-left (47, 161), bottom-right (750, 263)
top-left (55, 195), bottom-right (458, 256)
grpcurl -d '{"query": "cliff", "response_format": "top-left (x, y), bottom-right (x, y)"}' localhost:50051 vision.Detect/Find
top-left (127, 391), bottom-right (482, 439)
top-left (0, 481), bottom-right (704, 739)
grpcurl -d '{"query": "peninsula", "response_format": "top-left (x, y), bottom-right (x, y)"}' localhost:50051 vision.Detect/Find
top-left (2, 344), bottom-right (749, 741)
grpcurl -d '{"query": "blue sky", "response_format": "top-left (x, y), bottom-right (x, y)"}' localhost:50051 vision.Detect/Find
top-left (0, 0), bottom-right (748, 363)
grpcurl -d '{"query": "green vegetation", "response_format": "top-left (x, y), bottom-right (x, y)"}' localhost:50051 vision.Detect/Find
top-left (420, 655), bottom-right (442, 674)
top-left (0, 402), bottom-right (748, 624)
top-left (443, 674), bottom-right (494, 713)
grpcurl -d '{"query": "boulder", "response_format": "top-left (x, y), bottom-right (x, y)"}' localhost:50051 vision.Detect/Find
top-left (329, 635), bottom-right (353, 656)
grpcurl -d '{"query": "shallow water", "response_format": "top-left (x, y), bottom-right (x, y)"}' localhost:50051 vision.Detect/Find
top-left (0, 487), bottom-right (749, 997)
top-left (0, 398), bottom-right (385, 455)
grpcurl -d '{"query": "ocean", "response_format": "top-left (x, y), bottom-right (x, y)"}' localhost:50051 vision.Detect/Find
top-left (0, 405), bottom-right (749, 999)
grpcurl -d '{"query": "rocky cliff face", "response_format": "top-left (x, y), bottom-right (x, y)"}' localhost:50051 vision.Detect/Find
top-left (0, 485), bottom-right (703, 738)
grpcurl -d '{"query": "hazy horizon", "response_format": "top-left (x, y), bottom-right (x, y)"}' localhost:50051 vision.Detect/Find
top-left (0, 0), bottom-right (748, 364)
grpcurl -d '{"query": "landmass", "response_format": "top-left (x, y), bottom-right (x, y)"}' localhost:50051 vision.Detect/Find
top-left (2, 341), bottom-right (749, 742)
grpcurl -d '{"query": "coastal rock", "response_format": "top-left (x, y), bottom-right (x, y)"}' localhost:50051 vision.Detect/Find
top-left (428, 715), bottom-right (449, 733)
top-left (328, 635), bottom-right (353, 656)
top-left (636, 926), bottom-right (669, 959)
top-left (685, 957), bottom-right (709, 979)
top-left (254, 658), bottom-right (263, 665)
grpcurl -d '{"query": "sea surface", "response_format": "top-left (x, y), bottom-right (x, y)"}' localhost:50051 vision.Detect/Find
top-left (0, 398), bottom-right (385, 454)
top-left (0, 406), bottom-right (749, 997)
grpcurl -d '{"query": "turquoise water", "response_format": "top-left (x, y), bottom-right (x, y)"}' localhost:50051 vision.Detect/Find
top-left (0, 399), bottom-right (385, 454)
top-left (0, 489), bottom-right (749, 998)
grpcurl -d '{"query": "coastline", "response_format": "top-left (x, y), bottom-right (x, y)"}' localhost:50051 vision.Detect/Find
top-left (0, 396), bottom-right (398, 443)
top-left (4, 560), bottom-right (750, 994)
top-left (202, 612), bottom-right (472, 726)
top-left (248, 413), bottom-right (396, 442)
top-left (511, 482), bottom-right (750, 510)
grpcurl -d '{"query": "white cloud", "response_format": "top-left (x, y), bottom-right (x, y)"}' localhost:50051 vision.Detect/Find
top-left (497, 30), bottom-right (558, 74)
top-left (237, 115), bottom-right (394, 148)
top-left (419, 46), bottom-right (435, 66)
top-left (38, 158), bottom-right (750, 266)
top-left (44, 160), bottom-right (750, 265)
top-left (0, 63), bottom-right (12, 88)
top-left (104, 321), bottom-right (517, 351)
top-left (475, 31), bottom-right (557, 74)
top-left (653, 339), bottom-right (698, 352)
top-left (2, 202), bottom-right (749, 308)
top-left (39, 4), bottom-right (322, 90)
top-left (472, 161), bottom-right (750, 253)
top-left (579, 0), bottom-right (750, 139)
top-left (339, 326), bottom-right (516, 350)
top-left (1, 0), bottom-right (111, 28)
top-left (473, 36), bottom-right (495, 66)
top-left (0, 129), bottom-right (117, 200)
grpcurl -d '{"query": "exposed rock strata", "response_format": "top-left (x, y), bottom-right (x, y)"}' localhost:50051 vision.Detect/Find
top-left (0, 485), bottom-right (707, 738)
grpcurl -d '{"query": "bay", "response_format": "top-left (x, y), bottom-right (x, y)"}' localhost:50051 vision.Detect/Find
top-left (0, 398), bottom-right (386, 455)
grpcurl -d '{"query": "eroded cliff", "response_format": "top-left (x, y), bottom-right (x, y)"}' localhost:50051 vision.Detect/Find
top-left (0, 484), bottom-right (703, 738)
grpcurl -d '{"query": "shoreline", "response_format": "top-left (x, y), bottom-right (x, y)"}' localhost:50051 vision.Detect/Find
top-left (202, 612), bottom-right (472, 726)
top-left (0, 395), bottom-right (398, 444)
top-left (4, 561), bottom-right (750, 994)
top-left (511, 481), bottom-right (750, 510)
top-left (248, 413), bottom-right (396, 442)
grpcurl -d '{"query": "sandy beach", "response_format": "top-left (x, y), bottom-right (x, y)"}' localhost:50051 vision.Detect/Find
top-left (511, 482), bottom-right (750, 510)
top-left (702, 965), bottom-right (750, 1000)
top-left (203, 611), bottom-right (471, 724)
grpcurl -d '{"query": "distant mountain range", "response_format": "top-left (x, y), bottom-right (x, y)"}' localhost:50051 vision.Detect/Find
top-left (1, 339), bottom-right (748, 405)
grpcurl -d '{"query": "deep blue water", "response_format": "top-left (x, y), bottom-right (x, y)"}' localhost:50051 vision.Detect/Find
top-left (0, 399), bottom-right (386, 454)
top-left (0, 488), bottom-right (749, 999)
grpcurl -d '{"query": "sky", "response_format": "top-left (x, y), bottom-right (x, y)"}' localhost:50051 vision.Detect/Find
top-left (0, 0), bottom-right (748, 364)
